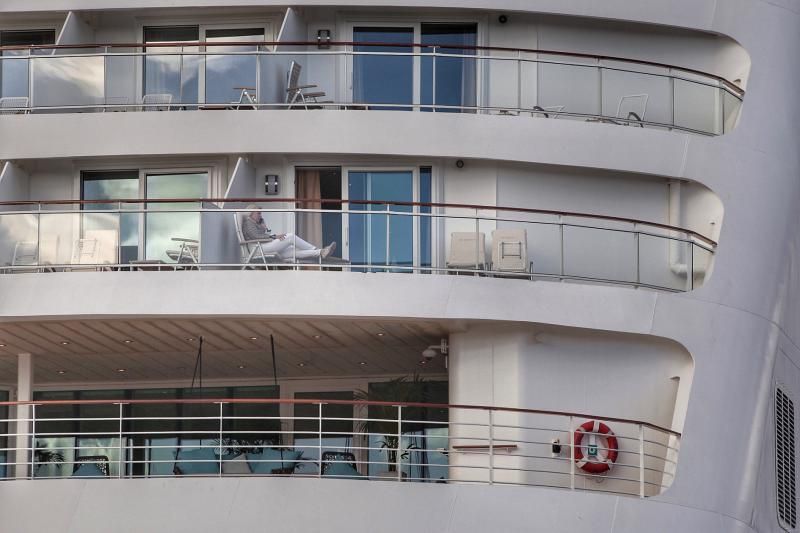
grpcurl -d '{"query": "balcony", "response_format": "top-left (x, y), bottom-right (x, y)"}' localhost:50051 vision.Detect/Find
top-left (0, 198), bottom-right (716, 292)
top-left (0, 40), bottom-right (744, 136)
top-left (0, 397), bottom-right (680, 498)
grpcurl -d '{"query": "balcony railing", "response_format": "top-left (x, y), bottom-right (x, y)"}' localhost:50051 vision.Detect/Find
top-left (0, 41), bottom-right (744, 135)
top-left (0, 198), bottom-right (716, 292)
top-left (0, 398), bottom-right (680, 497)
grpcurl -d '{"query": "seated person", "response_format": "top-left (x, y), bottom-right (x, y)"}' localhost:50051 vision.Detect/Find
top-left (243, 205), bottom-right (336, 260)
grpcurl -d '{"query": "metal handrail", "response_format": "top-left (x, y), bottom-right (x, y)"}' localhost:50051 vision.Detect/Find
top-left (0, 39), bottom-right (744, 97)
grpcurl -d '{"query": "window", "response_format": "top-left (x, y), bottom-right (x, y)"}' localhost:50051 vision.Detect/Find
top-left (143, 26), bottom-right (200, 105)
top-left (777, 386), bottom-right (797, 530)
top-left (0, 30), bottom-right (56, 98)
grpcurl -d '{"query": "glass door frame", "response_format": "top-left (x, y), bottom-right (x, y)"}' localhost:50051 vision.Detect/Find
top-left (341, 166), bottom-right (421, 269)
top-left (343, 18), bottom-right (485, 111)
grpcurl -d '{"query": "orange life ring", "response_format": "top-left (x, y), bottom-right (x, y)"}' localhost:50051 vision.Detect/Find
top-left (573, 420), bottom-right (619, 474)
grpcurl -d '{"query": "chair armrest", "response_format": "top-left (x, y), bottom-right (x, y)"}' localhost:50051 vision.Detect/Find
top-left (171, 238), bottom-right (199, 243)
top-left (287, 84), bottom-right (318, 91)
top-left (242, 238), bottom-right (274, 244)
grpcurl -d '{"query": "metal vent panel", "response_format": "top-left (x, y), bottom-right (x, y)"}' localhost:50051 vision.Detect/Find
top-left (777, 387), bottom-right (797, 530)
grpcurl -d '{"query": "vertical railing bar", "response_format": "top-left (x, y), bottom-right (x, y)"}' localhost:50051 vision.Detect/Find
top-left (488, 410), bottom-right (494, 485)
top-left (318, 402), bottom-right (323, 478)
top-left (396, 405), bottom-right (402, 481)
top-left (689, 241), bottom-right (695, 291)
top-left (670, 69), bottom-right (676, 131)
top-left (432, 46), bottom-right (436, 112)
top-left (28, 48), bottom-right (34, 110)
top-left (634, 224), bottom-right (640, 287)
top-left (474, 208), bottom-right (480, 273)
top-left (118, 402), bottom-right (124, 478)
top-left (385, 204), bottom-right (391, 271)
top-left (568, 415), bottom-right (575, 491)
top-left (179, 45), bottom-right (185, 106)
top-left (517, 50), bottom-right (522, 114)
top-left (639, 424), bottom-right (645, 498)
top-left (30, 404), bottom-right (36, 480)
top-left (597, 59), bottom-right (603, 118)
top-left (559, 215), bottom-right (565, 280)
top-left (36, 204), bottom-right (42, 270)
top-left (118, 201), bottom-right (123, 265)
top-left (218, 402), bottom-right (223, 477)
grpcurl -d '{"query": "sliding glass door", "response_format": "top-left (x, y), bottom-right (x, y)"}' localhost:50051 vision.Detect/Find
top-left (421, 24), bottom-right (477, 112)
top-left (353, 27), bottom-right (415, 110)
top-left (143, 26), bottom-right (200, 106)
top-left (81, 171), bottom-right (140, 264)
top-left (144, 172), bottom-right (208, 261)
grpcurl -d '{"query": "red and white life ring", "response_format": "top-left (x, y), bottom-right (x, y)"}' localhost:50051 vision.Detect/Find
top-left (573, 420), bottom-right (619, 474)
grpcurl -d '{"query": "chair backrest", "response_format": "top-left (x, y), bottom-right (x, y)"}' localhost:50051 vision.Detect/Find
top-left (447, 232), bottom-right (486, 268)
top-left (142, 93), bottom-right (173, 111)
top-left (104, 95), bottom-right (130, 112)
top-left (71, 238), bottom-right (100, 265)
top-left (84, 229), bottom-right (118, 265)
top-left (11, 241), bottom-right (38, 266)
top-left (286, 61), bottom-right (302, 104)
top-left (491, 228), bottom-right (528, 272)
top-left (616, 94), bottom-right (648, 122)
top-left (233, 212), bottom-right (255, 260)
top-left (0, 96), bottom-right (29, 115)
top-left (321, 451), bottom-right (357, 473)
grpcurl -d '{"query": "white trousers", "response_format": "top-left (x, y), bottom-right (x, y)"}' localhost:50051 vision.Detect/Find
top-left (259, 233), bottom-right (320, 260)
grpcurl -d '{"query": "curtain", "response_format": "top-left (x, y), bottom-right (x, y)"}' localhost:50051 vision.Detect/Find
top-left (297, 169), bottom-right (323, 247)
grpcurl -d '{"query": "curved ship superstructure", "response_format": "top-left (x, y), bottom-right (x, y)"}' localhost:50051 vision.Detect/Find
top-left (0, 2), bottom-right (794, 532)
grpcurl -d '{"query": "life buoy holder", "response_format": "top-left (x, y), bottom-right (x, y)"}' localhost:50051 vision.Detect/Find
top-left (573, 420), bottom-right (619, 474)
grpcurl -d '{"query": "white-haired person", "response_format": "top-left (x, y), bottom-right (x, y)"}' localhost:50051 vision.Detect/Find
top-left (242, 205), bottom-right (336, 260)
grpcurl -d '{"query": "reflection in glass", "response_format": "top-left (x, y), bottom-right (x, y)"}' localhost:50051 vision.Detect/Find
top-left (294, 392), bottom-right (354, 472)
top-left (353, 27), bottom-right (414, 109)
top-left (205, 28), bottom-right (264, 104)
top-left (82, 171), bottom-right (139, 264)
top-left (421, 24), bottom-right (477, 112)
top-left (145, 173), bottom-right (208, 262)
top-left (143, 26), bottom-right (199, 105)
top-left (348, 171), bottom-right (413, 271)
top-left (420, 167), bottom-right (432, 268)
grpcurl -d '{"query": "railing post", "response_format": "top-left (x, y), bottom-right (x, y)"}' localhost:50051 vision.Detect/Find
top-left (638, 424), bottom-right (645, 498)
top-left (670, 69), bottom-right (676, 131)
top-left (517, 50), bottom-right (522, 114)
top-left (396, 405), bottom-right (403, 481)
top-left (118, 402), bottom-right (124, 478)
top-left (385, 204), bottom-right (391, 271)
top-left (488, 409), bottom-right (494, 485)
top-left (634, 224), bottom-right (640, 287)
top-left (36, 205), bottom-right (41, 271)
top-left (559, 215), bottom-right (565, 280)
top-left (431, 46), bottom-right (437, 112)
top-left (318, 402), bottom-right (323, 478)
top-left (474, 208), bottom-right (480, 273)
top-left (217, 402), bottom-right (225, 477)
top-left (29, 404), bottom-right (36, 480)
top-left (28, 49), bottom-right (34, 110)
top-left (568, 415), bottom-right (575, 491)
top-left (597, 59), bottom-right (603, 118)
top-left (689, 241), bottom-right (695, 291)
top-left (178, 45), bottom-right (185, 106)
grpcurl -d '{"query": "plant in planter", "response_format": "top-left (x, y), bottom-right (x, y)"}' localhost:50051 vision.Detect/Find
top-left (33, 442), bottom-right (64, 477)
top-left (354, 374), bottom-right (431, 475)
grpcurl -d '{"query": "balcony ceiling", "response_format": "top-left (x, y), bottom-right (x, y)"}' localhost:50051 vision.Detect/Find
top-left (0, 317), bottom-right (449, 385)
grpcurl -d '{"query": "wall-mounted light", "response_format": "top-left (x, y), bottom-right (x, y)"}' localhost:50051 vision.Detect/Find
top-left (265, 175), bottom-right (280, 195)
top-left (498, 14), bottom-right (508, 24)
top-left (455, 159), bottom-right (465, 169)
top-left (317, 29), bottom-right (331, 49)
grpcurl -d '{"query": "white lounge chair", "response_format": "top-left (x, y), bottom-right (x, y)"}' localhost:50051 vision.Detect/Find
top-left (446, 232), bottom-right (487, 272)
top-left (69, 230), bottom-right (118, 270)
top-left (0, 96), bottom-right (29, 115)
top-left (233, 212), bottom-right (279, 268)
top-left (141, 93), bottom-right (173, 111)
top-left (286, 61), bottom-right (332, 109)
top-left (491, 228), bottom-right (529, 273)
top-left (532, 105), bottom-right (565, 118)
top-left (616, 94), bottom-right (648, 126)
top-left (165, 237), bottom-right (200, 267)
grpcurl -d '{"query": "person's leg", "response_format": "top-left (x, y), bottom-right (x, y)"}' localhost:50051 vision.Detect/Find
top-left (258, 239), bottom-right (292, 258)
top-left (287, 245), bottom-right (321, 259)
top-left (284, 233), bottom-right (317, 251)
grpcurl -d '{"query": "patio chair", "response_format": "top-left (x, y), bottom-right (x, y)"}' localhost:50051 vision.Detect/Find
top-left (72, 455), bottom-right (110, 478)
top-left (616, 94), bottom-right (648, 127)
top-left (532, 105), bottom-right (565, 118)
top-left (286, 61), bottom-right (332, 109)
top-left (233, 212), bottom-right (280, 268)
top-left (446, 232), bottom-right (487, 272)
top-left (103, 96), bottom-right (130, 112)
top-left (69, 230), bottom-right (118, 270)
top-left (491, 228), bottom-right (529, 273)
top-left (321, 451), bottom-right (364, 479)
top-left (0, 96), bottom-right (29, 115)
top-left (141, 93), bottom-right (173, 111)
top-left (165, 237), bottom-right (200, 267)
top-left (6, 241), bottom-right (38, 273)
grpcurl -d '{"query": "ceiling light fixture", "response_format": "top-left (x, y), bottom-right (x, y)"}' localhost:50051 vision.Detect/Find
top-left (312, 334), bottom-right (321, 339)
top-left (186, 337), bottom-right (195, 342)
top-left (376, 332), bottom-right (385, 337)
top-left (116, 368), bottom-right (127, 373)
top-left (57, 370), bottom-right (67, 375)
top-left (238, 364), bottom-right (246, 369)
top-left (123, 340), bottom-right (134, 344)
top-left (249, 336), bottom-right (258, 341)
top-left (0, 343), bottom-right (6, 347)
top-left (359, 361), bottom-right (367, 366)
top-left (297, 362), bottom-right (306, 368)
top-left (60, 341), bottom-right (70, 345)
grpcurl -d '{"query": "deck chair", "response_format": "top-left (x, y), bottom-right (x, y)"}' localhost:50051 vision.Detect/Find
top-left (233, 212), bottom-right (280, 268)
top-left (491, 228), bottom-right (529, 273)
top-left (321, 451), bottom-right (364, 479)
top-left (616, 94), bottom-right (648, 127)
top-left (532, 105), bottom-right (565, 118)
top-left (446, 232), bottom-right (487, 271)
top-left (234, 87), bottom-right (258, 109)
top-left (6, 241), bottom-right (39, 273)
top-left (286, 61), bottom-right (332, 109)
top-left (165, 237), bottom-right (200, 267)
top-left (69, 230), bottom-right (118, 270)
top-left (141, 93), bottom-right (173, 111)
top-left (0, 96), bottom-right (29, 115)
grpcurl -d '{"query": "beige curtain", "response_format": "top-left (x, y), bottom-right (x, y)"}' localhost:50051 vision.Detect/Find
top-left (297, 169), bottom-right (323, 247)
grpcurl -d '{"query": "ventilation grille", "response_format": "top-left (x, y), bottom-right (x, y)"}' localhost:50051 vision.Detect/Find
top-left (777, 387), bottom-right (797, 530)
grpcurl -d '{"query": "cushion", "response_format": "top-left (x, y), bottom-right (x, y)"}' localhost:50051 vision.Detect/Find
top-left (323, 462), bottom-right (364, 479)
top-left (72, 463), bottom-right (105, 478)
top-left (176, 447), bottom-right (219, 475)
top-left (246, 449), bottom-right (303, 474)
top-left (222, 453), bottom-right (252, 475)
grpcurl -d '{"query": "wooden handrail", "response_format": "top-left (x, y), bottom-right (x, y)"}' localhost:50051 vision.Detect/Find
top-left (0, 397), bottom-right (682, 437)
top-left (0, 40), bottom-right (744, 97)
top-left (0, 197), bottom-right (717, 246)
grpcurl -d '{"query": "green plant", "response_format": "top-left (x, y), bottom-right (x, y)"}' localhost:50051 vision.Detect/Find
top-left (34, 443), bottom-right (64, 472)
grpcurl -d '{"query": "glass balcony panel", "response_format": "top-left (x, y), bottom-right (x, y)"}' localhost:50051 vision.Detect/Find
top-left (104, 49), bottom-right (137, 110)
top-left (562, 224), bottom-right (637, 284)
top-left (38, 212), bottom-right (79, 267)
top-left (31, 52), bottom-right (105, 110)
top-left (485, 51), bottom-right (521, 113)
top-left (638, 232), bottom-right (687, 291)
top-left (722, 89), bottom-right (742, 133)
top-left (537, 54), bottom-right (600, 119)
top-left (420, 23), bottom-right (477, 113)
top-left (0, 54), bottom-right (30, 98)
top-left (353, 27), bottom-right (414, 110)
top-left (144, 172), bottom-right (207, 262)
top-left (600, 62), bottom-right (671, 126)
top-left (0, 212), bottom-right (38, 269)
top-left (205, 28), bottom-right (264, 105)
top-left (673, 76), bottom-right (722, 134)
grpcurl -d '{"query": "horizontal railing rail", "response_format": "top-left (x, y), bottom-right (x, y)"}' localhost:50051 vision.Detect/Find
top-left (0, 40), bottom-right (743, 135)
top-left (0, 398), bottom-right (680, 497)
top-left (0, 198), bottom-right (716, 292)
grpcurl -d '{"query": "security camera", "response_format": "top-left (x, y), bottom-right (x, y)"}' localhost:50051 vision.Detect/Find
top-left (422, 348), bottom-right (438, 360)
top-left (422, 339), bottom-right (449, 361)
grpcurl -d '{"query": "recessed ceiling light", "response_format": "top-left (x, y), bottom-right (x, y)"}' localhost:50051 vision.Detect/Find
top-left (0, 343), bottom-right (6, 347)
top-left (186, 338), bottom-right (195, 342)
top-left (60, 341), bottom-right (70, 345)
top-left (57, 370), bottom-right (67, 375)
top-left (116, 368), bottom-right (127, 373)
top-left (359, 361), bottom-right (367, 366)
top-left (376, 332), bottom-right (385, 337)
top-left (123, 340), bottom-right (134, 344)
top-left (237, 364), bottom-right (246, 369)
top-left (419, 360), bottom-right (428, 366)
top-left (249, 336), bottom-right (258, 341)
top-left (312, 334), bottom-right (321, 339)
top-left (297, 362), bottom-right (306, 368)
